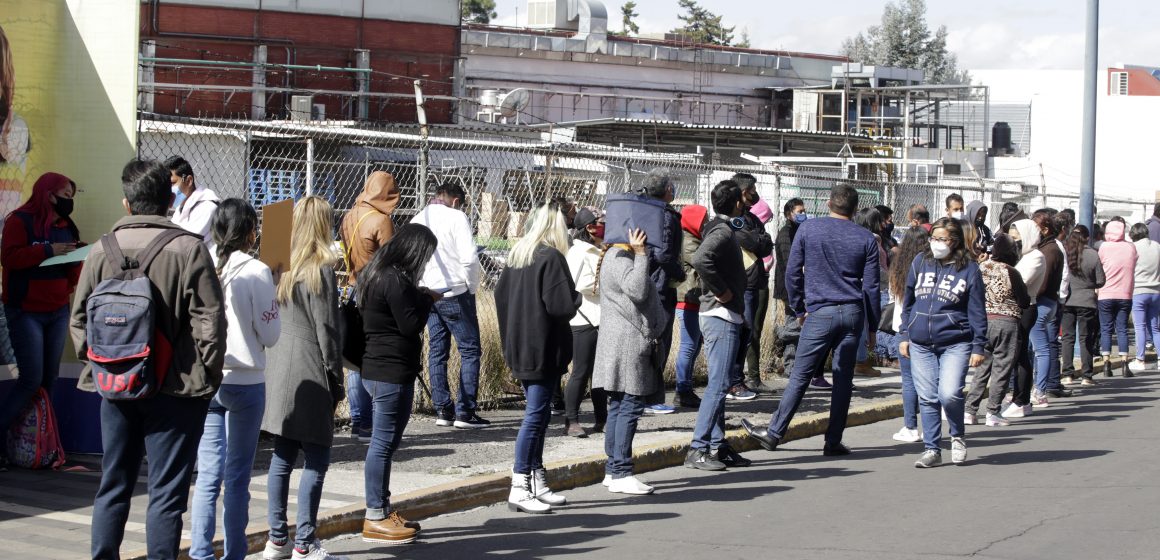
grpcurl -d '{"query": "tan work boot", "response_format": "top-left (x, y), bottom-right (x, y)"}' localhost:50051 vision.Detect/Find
top-left (362, 511), bottom-right (418, 545)
top-left (854, 360), bottom-right (882, 377)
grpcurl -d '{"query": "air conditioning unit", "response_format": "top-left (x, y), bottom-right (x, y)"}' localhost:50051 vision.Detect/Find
top-left (291, 95), bottom-right (313, 121)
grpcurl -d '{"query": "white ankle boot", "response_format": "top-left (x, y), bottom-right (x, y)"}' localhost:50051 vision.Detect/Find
top-left (531, 468), bottom-right (567, 506)
top-left (508, 472), bottom-right (552, 514)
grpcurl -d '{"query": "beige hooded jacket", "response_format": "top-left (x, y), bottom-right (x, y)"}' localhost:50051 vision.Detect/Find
top-left (341, 171), bottom-right (400, 284)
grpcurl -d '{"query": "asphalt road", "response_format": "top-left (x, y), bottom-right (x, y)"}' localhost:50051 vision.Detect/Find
top-left (282, 372), bottom-right (1160, 560)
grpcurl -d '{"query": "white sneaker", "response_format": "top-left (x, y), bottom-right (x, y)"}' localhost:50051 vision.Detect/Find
top-left (263, 539), bottom-right (294, 560)
top-left (1129, 359), bottom-right (1147, 373)
top-left (530, 468), bottom-right (567, 506)
top-left (508, 473), bottom-right (552, 514)
top-left (964, 412), bottom-right (978, 425)
top-left (1023, 404), bottom-right (1034, 416)
top-left (601, 474), bottom-right (612, 487)
top-left (1002, 402), bottom-right (1026, 418)
top-left (914, 449), bottom-right (942, 468)
top-left (891, 426), bottom-right (921, 442)
top-left (951, 437), bottom-right (967, 464)
top-left (608, 475), bottom-right (655, 495)
top-left (292, 541), bottom-right (348, 560)
top-left (985, 413), bottom-right (1011, 427)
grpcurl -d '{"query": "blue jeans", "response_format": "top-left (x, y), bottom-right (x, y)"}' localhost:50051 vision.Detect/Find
top-left (674, 309), bottom-right (702, 394)
top-left (1131, 293), bottom-right (1160, 360)
top-left (426, 292), bottom-right (482, 418)
top-left (1099, 299), bottom-right (1131, 355)
top-left (768, 303), bottom-right (862, 444)
top-left (91, 395), bottom-right (210, 560)
top-left (604, 392), bottom-right (645, 478)
top-left (189, 384), bottom-right (266, 560)
top-left (898, 353), bottom-right (918, 430)
top-left (267, 436), bottom-right (331, 548)
top-left (346, 370), bottom-right (373, 435)
top-left (691, 315), bottom-right (741, 451)
top-left (910, 342), bottom-right (972, 451)
top-left (0, 305), bottom-right (69, 445)
top-left (1029, 297), bottom-right (1059, 394)
top-left (514, 373), bottom-right (559, 474)
top-left (739, 289), bottom-right (759, 384)
top-left (363, 378), bottom-right (414, 517)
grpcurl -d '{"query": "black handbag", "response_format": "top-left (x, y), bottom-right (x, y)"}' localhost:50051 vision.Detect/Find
top-left (341, 297), bottom-right (366, 369)
top-left (878, 301), bottom-right (896, 335)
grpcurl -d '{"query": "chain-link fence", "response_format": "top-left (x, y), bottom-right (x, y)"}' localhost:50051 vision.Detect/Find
top-left (138, 112), bottom-right (1153, 414)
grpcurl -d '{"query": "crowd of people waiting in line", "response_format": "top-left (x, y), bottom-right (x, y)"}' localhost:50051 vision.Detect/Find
top-left (0, 156), bottom-right (1155, 560)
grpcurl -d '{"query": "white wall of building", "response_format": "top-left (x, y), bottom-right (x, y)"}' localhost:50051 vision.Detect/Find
top-left (975, 69), bottom-right (1160, 206)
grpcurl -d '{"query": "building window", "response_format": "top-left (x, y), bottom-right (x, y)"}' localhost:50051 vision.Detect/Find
top-left (528, 1), bottom-right (553, 27)
top-left (1111, 71), bottom-right (1129, 96)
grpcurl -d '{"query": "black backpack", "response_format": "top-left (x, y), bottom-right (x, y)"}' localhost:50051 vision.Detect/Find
top-left (85, 229), bottom-right (191, 400)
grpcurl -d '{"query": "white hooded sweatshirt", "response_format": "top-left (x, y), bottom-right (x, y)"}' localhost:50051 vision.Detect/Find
top-left (213, 251), bottom-right (282, 385)
top-left (1012, 219), bottom-right (1046, 301)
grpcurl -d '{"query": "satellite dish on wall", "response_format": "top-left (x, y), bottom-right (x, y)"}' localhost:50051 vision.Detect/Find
top-left (499, 89), bottom-right (531, 123)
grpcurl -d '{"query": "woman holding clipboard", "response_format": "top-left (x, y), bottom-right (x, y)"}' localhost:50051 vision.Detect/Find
top-left (0, 172), bottom-right (84, 470)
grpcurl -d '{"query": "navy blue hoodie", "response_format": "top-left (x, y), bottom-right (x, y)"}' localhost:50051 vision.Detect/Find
top-left (900, 253), bottom-right (988, 355)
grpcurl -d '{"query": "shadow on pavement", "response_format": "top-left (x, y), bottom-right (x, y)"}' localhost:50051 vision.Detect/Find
top-left (353, 511), bottom-right (681, 559)
top-left (972, 449), bottom-right (1111, 466)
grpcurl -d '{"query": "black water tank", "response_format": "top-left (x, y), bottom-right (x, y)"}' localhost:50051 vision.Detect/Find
top-left (992, 122), bottom-right (1012, 155)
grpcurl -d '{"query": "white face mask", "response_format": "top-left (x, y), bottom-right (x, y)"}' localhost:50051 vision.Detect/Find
top-left (930, 241), bottom-right (951, 259)
top-left (950, 211), bottom-right (963, 220)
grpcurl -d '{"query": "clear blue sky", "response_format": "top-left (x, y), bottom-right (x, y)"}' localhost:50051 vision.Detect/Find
top-left (492, 0), bottom-right (1159, 70)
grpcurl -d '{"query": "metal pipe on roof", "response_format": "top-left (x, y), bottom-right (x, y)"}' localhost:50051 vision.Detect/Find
top-left (140, 82), bottom-right (459, 102)
top-left (141, 57), bottom-right (372, 74)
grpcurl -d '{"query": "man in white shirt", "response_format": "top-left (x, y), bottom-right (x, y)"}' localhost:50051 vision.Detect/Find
top-left (410, 182), bottom-right (487, 429)
top-left (166, 156), bottom-right (220, 244)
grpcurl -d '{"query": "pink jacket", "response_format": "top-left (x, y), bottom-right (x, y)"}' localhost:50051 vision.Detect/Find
top-left (1098, 221), bottom-right (1138, 300)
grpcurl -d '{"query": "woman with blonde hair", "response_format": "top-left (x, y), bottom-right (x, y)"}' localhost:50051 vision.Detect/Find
top-left (495, 202), bottom-right (580, 514)
top-left (260, 196), bottom-right (346, 560)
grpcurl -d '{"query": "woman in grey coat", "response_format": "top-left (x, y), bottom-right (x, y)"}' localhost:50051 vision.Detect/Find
top-left (593, 229), bottom-right (665, 496)
top-left (260, 196), bottom-right (346, 560)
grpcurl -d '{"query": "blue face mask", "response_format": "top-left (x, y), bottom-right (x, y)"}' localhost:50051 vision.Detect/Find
top-left (794, 213), bottom-right (808, 224)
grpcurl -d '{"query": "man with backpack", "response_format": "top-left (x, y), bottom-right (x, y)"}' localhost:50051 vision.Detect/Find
top-left (70, 159), bottom-right (226, 560)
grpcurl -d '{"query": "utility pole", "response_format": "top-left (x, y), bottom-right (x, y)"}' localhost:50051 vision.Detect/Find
top-left (1079, 0), bottom-right (1099, 229)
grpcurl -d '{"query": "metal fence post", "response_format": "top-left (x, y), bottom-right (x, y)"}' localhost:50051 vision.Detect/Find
top-left (305, 137), bottom-right (314, 196)
top-left (414, 80), bottom-right (430, 206)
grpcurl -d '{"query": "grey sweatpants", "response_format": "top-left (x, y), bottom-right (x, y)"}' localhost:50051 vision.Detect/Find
top-left (966, 316), bottom-right (1020, 416)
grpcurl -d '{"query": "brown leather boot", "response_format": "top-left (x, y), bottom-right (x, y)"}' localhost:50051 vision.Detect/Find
top-left (362, 511), bottom-right (418, 545)
top-left (854, 360), bottom-right (882, 377)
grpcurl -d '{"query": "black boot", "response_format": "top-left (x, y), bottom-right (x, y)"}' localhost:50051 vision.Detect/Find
top-left (1103, 357), bottom-right (1114, 378)
top-left (1123, 360), bottom-right (1134, 378)
top-left (746, 376), bottom-right (777, 394)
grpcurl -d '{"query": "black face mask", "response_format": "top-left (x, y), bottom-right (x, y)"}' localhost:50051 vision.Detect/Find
top-left (53, 198), bottom-right (74, 218)
top-left (1013, 240), bottom-right (1023, 256)
top-left (883, 223), bottom-right (895, 236)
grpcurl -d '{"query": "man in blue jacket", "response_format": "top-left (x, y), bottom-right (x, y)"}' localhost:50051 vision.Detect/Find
top-left (639, 168), bottom-right (685, 414)
top-left (743, 184), bottom-right (880, 456)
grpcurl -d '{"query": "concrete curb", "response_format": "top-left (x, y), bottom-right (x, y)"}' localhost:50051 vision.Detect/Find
top-left (127, 398), bottom-right (903, 560)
